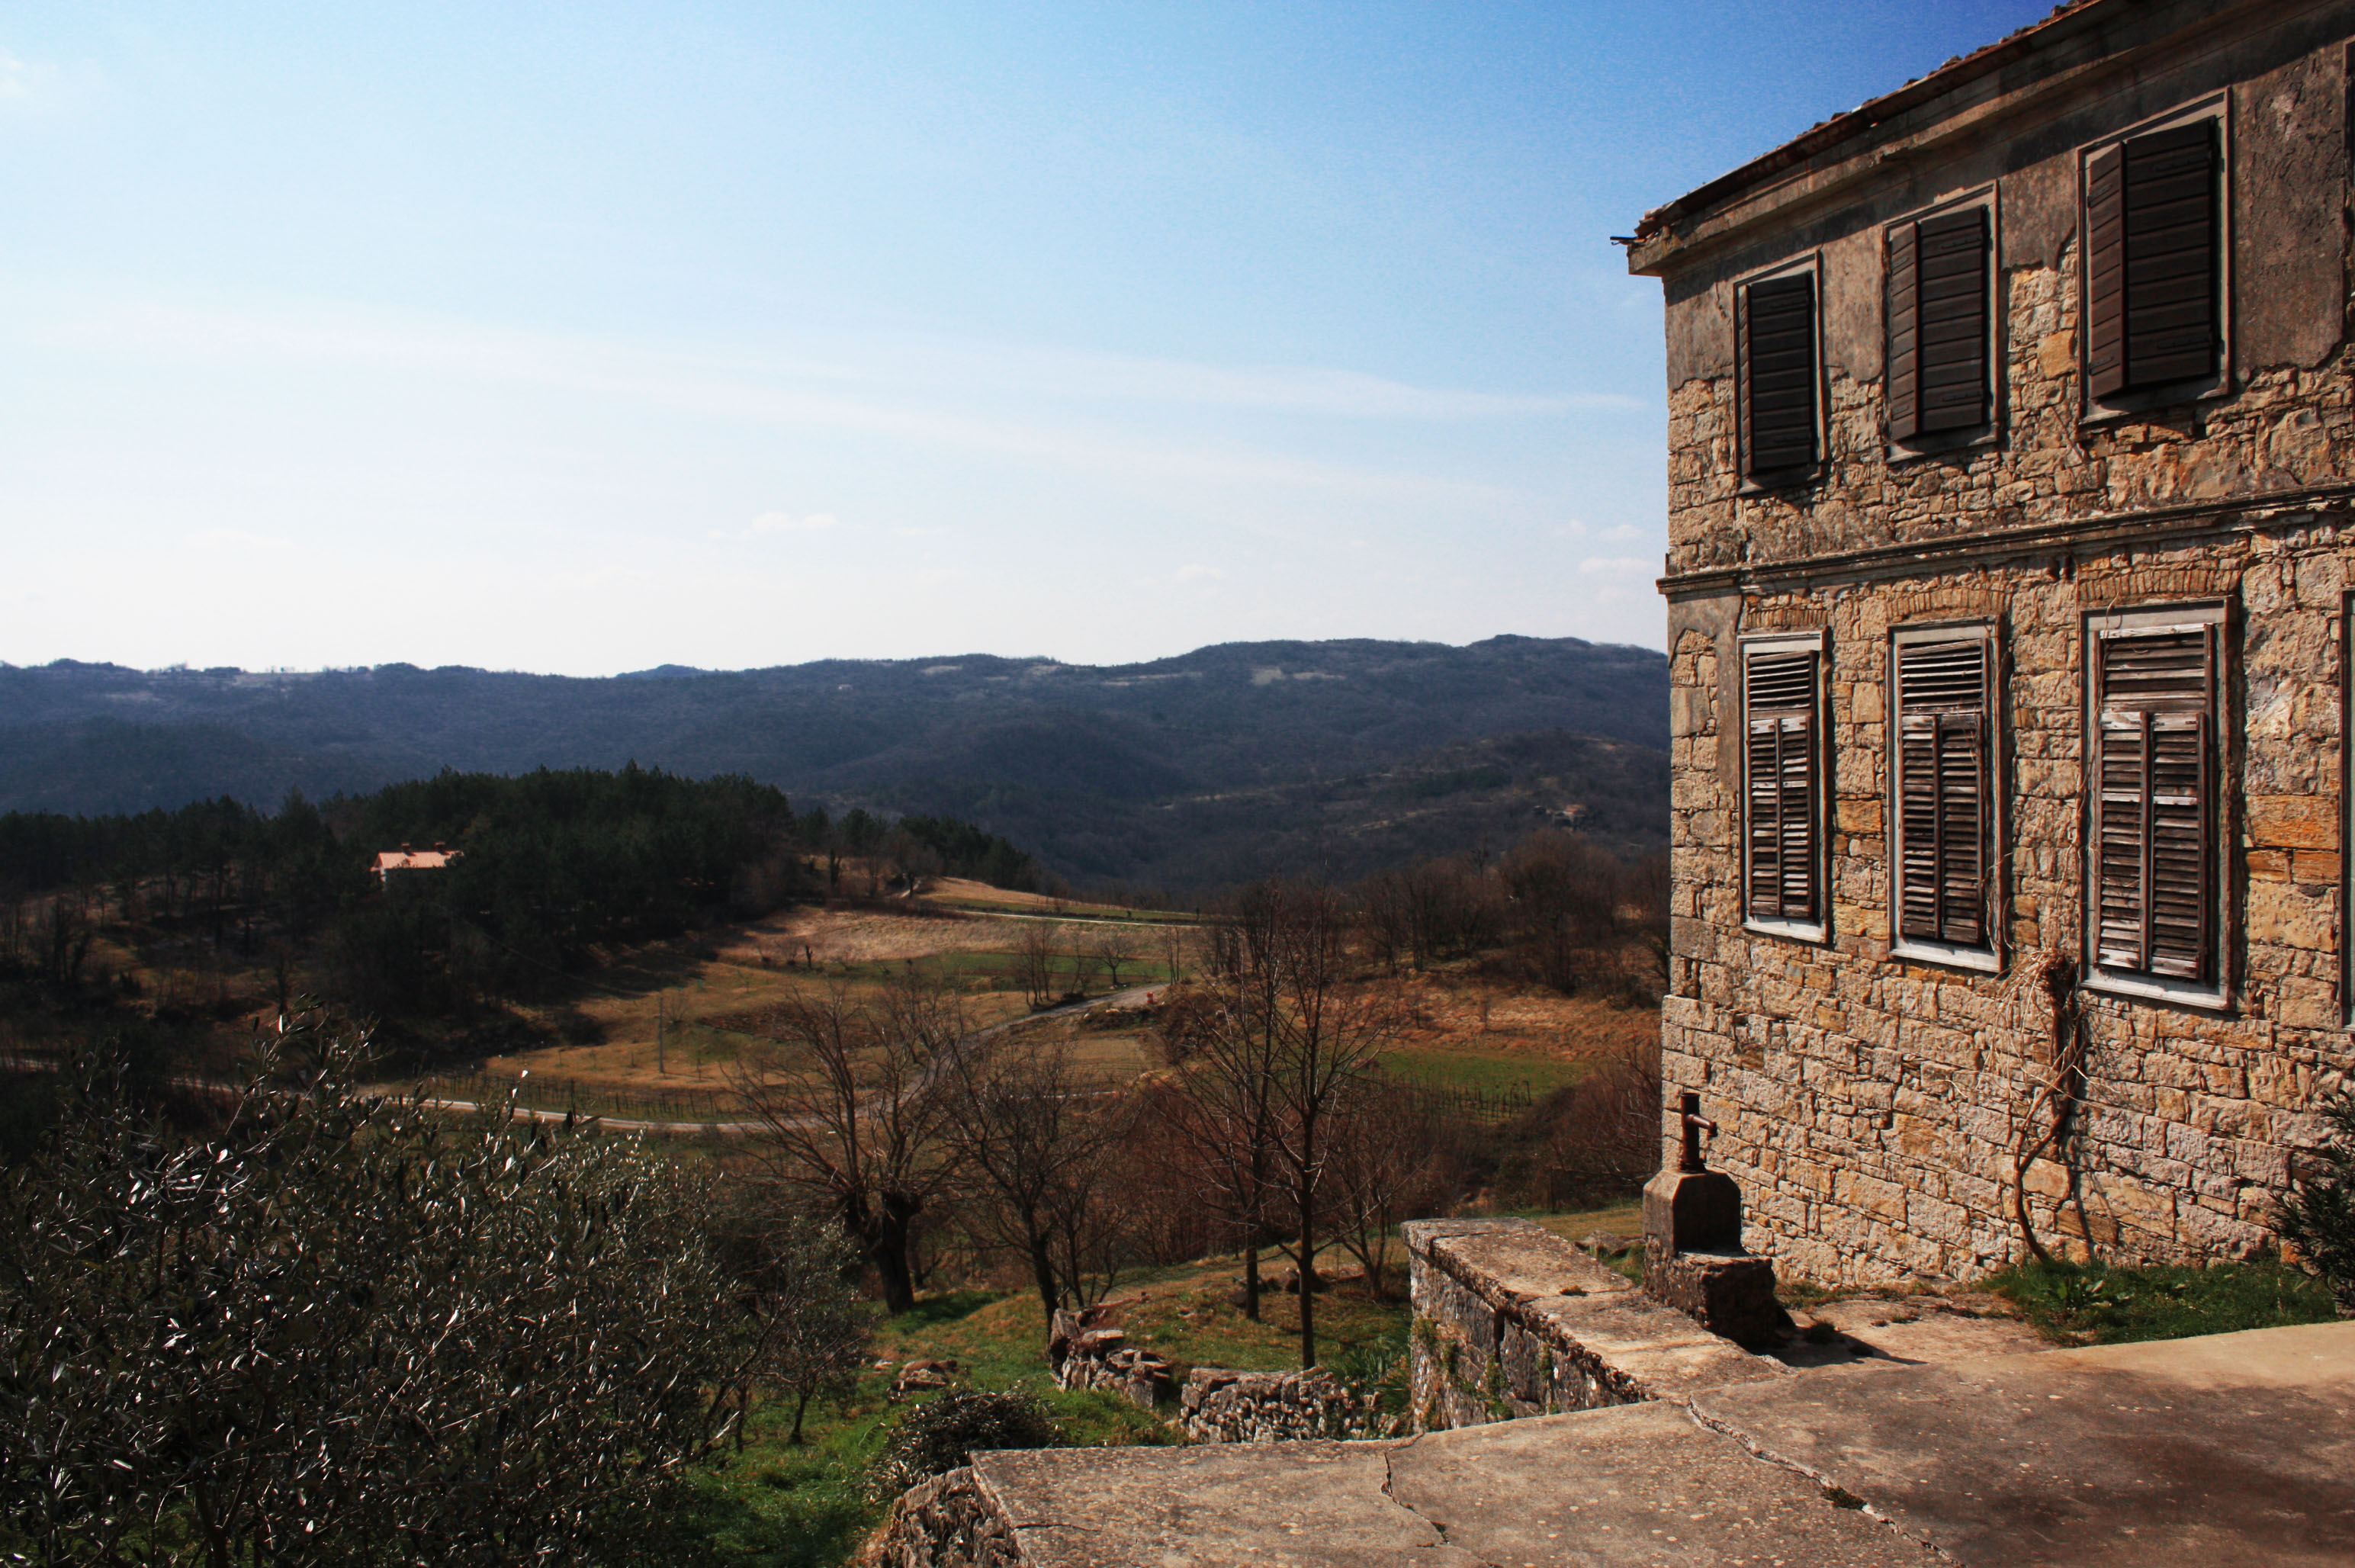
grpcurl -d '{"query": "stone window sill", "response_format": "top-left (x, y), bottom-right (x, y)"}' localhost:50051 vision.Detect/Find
top-left (1886, 424), bottom-right (1999, 464)
top-left (1891, 939), bottom-right (2000, 974)
top-left (2084, 966), bottom-right (2229, 1012)
top-left (2080, 371), bottom-right (2234, 425)
top-left (1744, 917), bottom-right (1828, 946)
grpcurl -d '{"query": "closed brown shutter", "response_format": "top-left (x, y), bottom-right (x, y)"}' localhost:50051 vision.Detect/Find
top-left (2094, 628), bottom-right (2214, 981)
top-left (2121, 120), bottom-right (2220, 387)
top-left (1916, 207), bottom-right (1989, 432)
top-left (1746, 650), bottom-right (1819, 924)
top-left (2085, 144), bottom-right (2126, 399)
top-left (1885, 223), bottom-right (1920, 441)
top-left (1743, 275), bottom-right (1818, 476)
top-left (1894, 639), bottom-right (1989, 946)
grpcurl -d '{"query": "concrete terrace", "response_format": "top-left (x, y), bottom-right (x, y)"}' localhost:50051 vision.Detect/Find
top-left (933, 1319), bottom-right (2355, 1567)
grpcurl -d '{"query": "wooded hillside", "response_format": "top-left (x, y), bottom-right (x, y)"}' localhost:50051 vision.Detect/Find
top-left (0, 637), bottom-right (1668, 892)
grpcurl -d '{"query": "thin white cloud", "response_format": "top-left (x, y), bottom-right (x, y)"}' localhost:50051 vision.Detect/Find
top-left (33, 298), bottom-right (1559, 507)
top-left (190, 527), bottom-right (294, 552)
top-left (1579, 556), bottom-right (1651, 575)
top-left (1174, 563), bottom-right (1225, 583)
top-left (709, 510), bottom-right (840, 541)
top-left (0, 52), bottom-right (47, 108)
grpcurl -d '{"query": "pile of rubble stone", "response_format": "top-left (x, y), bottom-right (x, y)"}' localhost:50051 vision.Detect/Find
top-left (1179, 1366), bottom-right (1402, 1443)
top-left (1047, 1308), bottom-right (1173, 1410)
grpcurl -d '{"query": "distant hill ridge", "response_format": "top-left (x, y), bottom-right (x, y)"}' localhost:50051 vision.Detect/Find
top-left (0, 636), bottom-right (1668, 890)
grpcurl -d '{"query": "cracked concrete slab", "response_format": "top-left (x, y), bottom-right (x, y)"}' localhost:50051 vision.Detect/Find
top-left (1384, 1401), bottom-right (1945, 1567)
top-left (960, 1322), bottom-right (2355, 1567)
top-left (1693, 1319), bottom-right (2355, 1566)
top-left (1770, 1295), bottom-right (2051, 1370)
top-left (974, 1441), bottom-right (1486, 1567)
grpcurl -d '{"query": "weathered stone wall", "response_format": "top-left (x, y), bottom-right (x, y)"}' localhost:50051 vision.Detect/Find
top-left (862, 1466), bottom-right (1023, 1568)
top-left (1178, 1366), bottom-right (1399, 1444)
top-left (1405, 1218), bottom-right (1778, 1431)
top-left (1646, 2), bottom-right (2355, 1287)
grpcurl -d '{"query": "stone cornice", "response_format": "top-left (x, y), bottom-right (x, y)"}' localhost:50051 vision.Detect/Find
top-left (1654, 480), bottom-right (2355, 600)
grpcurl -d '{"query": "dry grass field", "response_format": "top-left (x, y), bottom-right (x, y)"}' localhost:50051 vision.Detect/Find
top-left (69, 877), bottom-right (1651, 1117)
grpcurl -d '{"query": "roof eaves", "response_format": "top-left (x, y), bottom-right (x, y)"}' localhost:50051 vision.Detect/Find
top-left (1628, 0), bottom-right (2116, 246)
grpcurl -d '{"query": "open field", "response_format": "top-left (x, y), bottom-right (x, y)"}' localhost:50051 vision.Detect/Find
top-left (917, 877), bottom-right (1208, 924)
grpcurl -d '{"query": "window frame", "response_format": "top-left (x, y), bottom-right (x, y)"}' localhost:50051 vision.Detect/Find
top-left (1733, 252), bottom-right (1826, 490)
top-left (1888, 621), bottom-right (2003, 973)
top-left (1884, 185), bottom-right (2003, 461)
top-left (2077, 93), bottom-right (2235, 423)
top-left (1740, 628), bottom-right (1830, 944)
top-left (2081, 602), bottom-right (2231, 1009)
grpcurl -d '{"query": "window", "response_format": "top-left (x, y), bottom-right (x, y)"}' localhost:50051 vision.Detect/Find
top-left (2089, 612), bottom-right (2222, 998)
top-left (1887, 203), bottom-right (1992, 445)
top-left (1738, 263), bottom-right (1820, 481)
top-left (1743, 635), bottom-right (1824, 937)
top-left (1891, 628), bottom-right (1994, 966)
top-left (2084, 108), bottom-right (2225, 410)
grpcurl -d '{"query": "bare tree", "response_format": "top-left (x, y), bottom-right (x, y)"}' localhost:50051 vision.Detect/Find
top-left (939, 1031), bottom-right (1126, 1318)
top-left (1322, 1078), bottom-right (1459, 1300)
top-left (1090, 928), bottom-right (1139, 991)
top-left (1247, 882), bottom-right (1400, 1367)
top-left (1157, 921), bottom-right (1193, 986)
top-left (734, 979), bottom-right (962, 1314)
top-left (1158, 919), bottom-right (1285, 1323)
top-left (1010, 923), bottom-right (1060, 1010)
top-left (1062, 933), bottom-right (1099, 998)
top-left (1168, 882), bottom-right (1400, 1363)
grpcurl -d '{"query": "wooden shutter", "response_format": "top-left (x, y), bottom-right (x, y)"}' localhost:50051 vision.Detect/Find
top-left (1743, 275), bottom-right (1818, 476)
top-left (1895, 639), bottom-right (1990, 947)
top-left (1886, 223), bottom-right (1920, 441)
top-left (2094, 628), bottom-right (2214, 980)
top-left (2085, 144), bottom-right (2126, 399)
top-left (1746, 650), bottom-right (1819, 924)
top-left (1916, 207), bottom-right (1989, 432)
top-left (2121, 120), bottom-right (2219, 387)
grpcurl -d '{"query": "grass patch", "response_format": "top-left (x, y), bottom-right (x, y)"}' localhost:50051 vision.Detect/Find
top-left (1984, 1255), bottom-right (2340, 1345)
top-left (1116, 1275), bottom-right (1411, 1380)
top-left (1375, 1049), bottom-right (1583, 1097)
top-left (892, 1289), bottom-right (1002, 1329)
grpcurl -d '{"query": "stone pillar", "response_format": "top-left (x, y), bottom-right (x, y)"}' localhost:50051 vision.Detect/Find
top-left (1641, 1092), bottom-right (1784, 1348)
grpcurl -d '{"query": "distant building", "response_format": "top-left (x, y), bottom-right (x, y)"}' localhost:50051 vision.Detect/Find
top-left (374, 842), bottom-right (459, 882)
top-left (1627, 0), bottom-right (2353, 1286)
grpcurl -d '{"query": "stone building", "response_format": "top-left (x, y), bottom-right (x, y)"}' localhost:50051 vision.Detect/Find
top-left (1626, 0), bottom-right (2355, 1287)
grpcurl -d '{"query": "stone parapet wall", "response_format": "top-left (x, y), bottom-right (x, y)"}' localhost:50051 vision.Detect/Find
top-left (1405, 1218), bottom-right (1778, 1431)
top-left (1179, 1367), bottom-right (1399, 1444)
top-left (862, 1466), bottom-right (1023, 1568)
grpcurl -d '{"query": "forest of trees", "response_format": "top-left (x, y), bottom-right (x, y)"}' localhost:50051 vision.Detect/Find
top-left (0, 768), bottom-right (1043, 1039)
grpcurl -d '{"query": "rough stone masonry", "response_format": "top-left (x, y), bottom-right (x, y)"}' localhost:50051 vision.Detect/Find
top-left (1626, 0), bottom-right (2355, 1287)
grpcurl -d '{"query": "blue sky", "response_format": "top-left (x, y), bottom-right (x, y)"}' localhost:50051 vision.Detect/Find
top-left (0, 2), bottom-right (2051, 675)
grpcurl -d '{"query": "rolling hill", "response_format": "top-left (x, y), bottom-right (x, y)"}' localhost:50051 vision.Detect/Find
top-left (0, 636), bottom-right (1669, 891)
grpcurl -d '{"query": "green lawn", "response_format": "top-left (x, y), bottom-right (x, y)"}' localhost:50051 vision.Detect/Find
top-left (1984, 1255), bottom-right (2340, 1345)
top-left (1376, 1047), bottom-right (1585, 1097)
